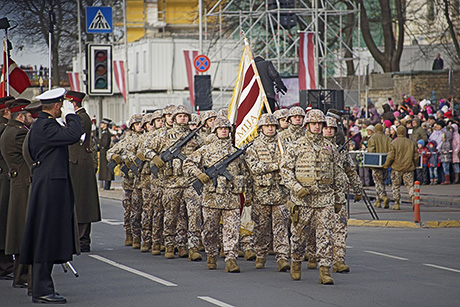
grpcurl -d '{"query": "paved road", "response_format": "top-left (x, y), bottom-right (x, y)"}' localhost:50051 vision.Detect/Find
top-left (2, 198), bottom-right (459, 306)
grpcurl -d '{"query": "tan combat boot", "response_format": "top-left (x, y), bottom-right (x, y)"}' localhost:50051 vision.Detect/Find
top-left (151, 244), bottom-right (161, 255)
top-left (290, 261), bottom-right (302, 280)
top-left (382, 196), bottom-right (390, 209)
top-left (244, 249), bottom-right (256, 261)
top-left (164, 246), bottom-right (175, 259)
top-left (307, 259), bottom-right (317, 270)
top-left (132, 237), bottom-right (141, 249)
top-left (225, 259), bottom-right (240, 273)
top-left (207, 256), bottom-right (217, 270)
top-left (178, 246), bottom-right (188, 258)
top-left (198, 240), bottom-right (205, 251)
top-left (374, 198), bottom-right (382, 208)
top-left (188, 248), bottom-right (202, 261)
top-left (140, 242), bottom-right (151, 252)
top-left (160, 244), bottom-right (165, 252)
top-left (220, 247), bottom-right (225, 258)
top-left (303, 252), bottom-right (309, 261)
top-left (392, 200), bottom-right (400, 210)
top-left (255, 257), bottom-right (266, 269)
top-left (332, 261), bottom-right (350, 273)
top-left (319, 266), bottom-right (334, 285)
top-left (124, 234), bottom-right (133, 246)
top-left (277, 259), bottom-right (290, 272)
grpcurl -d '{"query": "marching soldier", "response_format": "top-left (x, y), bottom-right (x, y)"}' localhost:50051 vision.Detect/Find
top-left (66, 91), bottom-right (101, 253)
top-left (184, 116), bottom-right (250, 273)
top-left (325, 109), bottom-right (346, 145)
top-left (278, 106), bottom-right (305, 145)
top-left (273, 109), bottom-right (289, 131)
top-left (199, 110), bottom-right (217, 137)
top-left (281, 109), bottom-right (341, 284)
top-left (244, 114), bottom-right (290, 272)
top-left (99, 118), bottom-right (114, 190)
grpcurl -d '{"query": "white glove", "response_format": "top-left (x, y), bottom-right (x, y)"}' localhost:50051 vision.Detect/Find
top-left (61, 100), bottom-right (76, 118)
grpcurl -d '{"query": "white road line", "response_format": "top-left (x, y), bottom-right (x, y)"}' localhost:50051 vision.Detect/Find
top-left (364, 250), bottom-right (409, 261)
top-left (423, 264), bottom-right (460, 273)
top-left (101, 218), bottom-right (124, 226)
top-left (89, 255), bottom-right (177, 287)
top-left (198, 296), bottom-right (235, 307)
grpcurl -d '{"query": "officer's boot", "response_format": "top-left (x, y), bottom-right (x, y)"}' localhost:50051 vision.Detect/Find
top-left (255, 257), bottom-right (266, 269)
top-left (244, 249), bottom-right (256, 261)
top-left (164, 245), bottom-right (175, 259)
top-left (125, 234), bottom-right (133, 246)
top-left (132, 237), bottom-right (141, 249)
top-left (140, 241), bottom-right (151, 252)
top-left (206, 256), bottom-right (217, 270)
top-left (277, 259), bottom-right (290, 272)
top-left (382, 196), bottom-right (390, 209)
top-left (225, 259), bottom-right (241, 273)
top-left (392, 200), bottom-right (400, 210)
top-left (332, 261), bottom-right (350, 273)
top-left (151, 244), bottom-right (161, 255)
top-left (178, 246), bottom-right (188, 258)
top-left (374, 198), bottom-right (381, 208)
top-left (188, 248), bottom-right (202, 261)
top-left (442, 174), bottom-right (451, 184)
top-left (290, 261), bottom-right (302, 280)
top-left (319, 266), bottom-right (334, 284)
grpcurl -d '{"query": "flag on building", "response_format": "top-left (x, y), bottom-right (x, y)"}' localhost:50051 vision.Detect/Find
top-left (113, 60), bottom-right (127, 102)
top-left (0, 50), bottom-right (31, 97)
top-left (67, 72), bottom-right (81, 92)
top-left (183, 50), bottom-right (199, 108)
top-left (298, 32), bottom-right (316, 91)
top-left (228, 39), bottom-right (269, 148)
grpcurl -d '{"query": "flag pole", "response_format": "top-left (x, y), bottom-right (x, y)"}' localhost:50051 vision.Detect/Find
top-left (4, 32), bottom-right (10, 96)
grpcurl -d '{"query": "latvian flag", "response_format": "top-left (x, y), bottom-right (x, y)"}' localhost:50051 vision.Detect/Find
top-left (113, 60), bottom-right (127, 102)
top-left (228, 39), bottom-right (268, 148)
top-left (183, 50), bottom-right (199, 108)
top-left (67, 72), bottom-right (81, 92)
top-left (298, 32), bottom-right (316, 90)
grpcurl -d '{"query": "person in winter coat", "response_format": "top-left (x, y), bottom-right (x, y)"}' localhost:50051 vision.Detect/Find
top-left (427, 141), bottom-right (439, 184)
top-left (369, 108), bottom-right (381, 125)
top-left (451, 123), bottom-right (460, 183)
top-left (381, 103), bottom-right (395, 124)
top-left (438, 122), bottom-right (453, 184)
top-left (416, 140), bottom-right (430, 185)
top-left (350, 126), bottom-right (361, 150)
top-left (409, 118), bottom-right (428, 144)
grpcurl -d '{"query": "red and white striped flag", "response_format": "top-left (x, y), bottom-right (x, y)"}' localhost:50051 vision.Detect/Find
top-left (183, 50), bottom-right (199, 108)
top-left (298, 32), bottom-right (316, 90)
top-left (113, 60), bottom-right (127, 102)
top-left (228, 39), bottom-right (269, 147)
top-left (67, 72), bottom-right (81, 92)
top-left (0, 50), bottom-right (31, 97)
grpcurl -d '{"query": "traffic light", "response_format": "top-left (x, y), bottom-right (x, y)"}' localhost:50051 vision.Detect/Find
top-left (86, 44), bottom-right (113, 95)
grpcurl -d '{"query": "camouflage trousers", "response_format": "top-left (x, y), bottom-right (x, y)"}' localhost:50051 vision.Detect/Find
top-left (131, 188), bottom-right (143, 239)
top-left (252, 204), bottom-right (290, 261)
top-left (122, 188), bottom-right (133, 235)
top-left (175, 197), bottom-right (188, 248)
top-left (162, 187), bottom-right (185, 247)
top-left (141, 183), bottom-right (161, 243)
top-left (391, 170), bottom-right (414, 202)
top-left (151, 184), bottom-right (164, 245)
top-left (291, 206), bottom-right (334, 267)
top-left (332, 203), bottom-right (348, 263)
top-left (372, 168), bottom-right (388, 200)
top-left (202, 207), bottom-right (240, 261)
top-left (184, 186), bottom-right (202, 249)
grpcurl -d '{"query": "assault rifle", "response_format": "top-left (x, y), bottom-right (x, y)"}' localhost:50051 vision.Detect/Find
top-left (151, 124), bottom-right (204, 178)
top-left (191, 142), bottom-right (253, 196)
top-left (338, 137), bottom-right (353, 152)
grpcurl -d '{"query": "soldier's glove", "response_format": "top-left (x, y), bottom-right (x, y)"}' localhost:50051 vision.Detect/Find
top-left (334, 204), bottom-right (342, 214)
top-left (136, 152), bottom-right (146, 161)
top-left (354, 194), bottom-right (363, 202)
top-left (297, 187), bottom-right (310, 199)
top-left (197, 173), bottom-right (210, 184)
top-left (124, 159), bottom-right (133, 168)
top-left (111, 154), bottom-right (122, 165)
top-left (152, 155), bottom-right (166, 169)
top-left (267, 163), bottom-right (279, 172)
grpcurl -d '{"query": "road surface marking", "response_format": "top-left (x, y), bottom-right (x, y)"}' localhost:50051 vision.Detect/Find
top-left (423, 264), bottom-right (460, 273)
top-left (198, 296), bottom-right (235, 307)
top-left (101, 218), bottom-right (123, 226)
top-left (89, 255), bottom-right (177, 286)
top-left (364, 250), bottom-right (409, 261)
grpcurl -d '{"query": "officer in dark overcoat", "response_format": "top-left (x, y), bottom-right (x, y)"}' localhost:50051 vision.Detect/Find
top-left (98, 118), bottom-right (113, 189)
top-left (66, 91), bottom-right (101, 252)
top-left (19, 88), bottom-right (82, 304)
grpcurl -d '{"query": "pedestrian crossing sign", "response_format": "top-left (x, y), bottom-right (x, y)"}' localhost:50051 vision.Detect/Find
top-left (86, 7), bottom-right (112, 33)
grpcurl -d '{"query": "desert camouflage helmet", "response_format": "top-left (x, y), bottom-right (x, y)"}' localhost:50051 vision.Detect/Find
top-left (287, 106), bottom-right (305, 120)
top-left (189, 114), bottom-right (200, 125)
top-left (257, 114), bottom-right (279, 131)
top-left (151, 110), bottom-right (162, 121)
top-left (162, 104), bottom-right (176, 116)
top-left (325, 116), bottom-right (338, 129)
top-left (128, 114), bottom-right (143, 129)
top-left (211, 116), bottom-right (232, 133)
top-left (304, 109), bottom-right (326, 124)
top-left (171, 105), bottom-right (191, 121)
top-left (141, 113), bottom-right (155, 127)
top-left (200, 110), bottom-right (217, 125)
top-left (274, 109), bottom-right (289, 120)
top-left (217, 108), bottom-right (228, 118)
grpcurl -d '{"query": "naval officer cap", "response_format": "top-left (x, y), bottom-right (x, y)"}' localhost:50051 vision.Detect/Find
top-left (35, 88), bottom-right (66, 104)
top-left (101, 118), bottom-right (112, 124)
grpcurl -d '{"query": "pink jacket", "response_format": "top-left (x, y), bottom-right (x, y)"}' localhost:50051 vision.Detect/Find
top-left (452, 124), bottom-right (460, 163)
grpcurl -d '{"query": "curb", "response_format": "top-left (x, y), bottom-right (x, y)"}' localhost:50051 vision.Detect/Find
top-left (349, 219), bottom-right (460, 228)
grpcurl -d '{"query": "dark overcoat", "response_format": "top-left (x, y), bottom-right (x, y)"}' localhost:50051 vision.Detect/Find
top-left (20, 111), bottom-right (82, 264)
top-left (0, 119), bottom-right (30, 255)
top-left (69, 108), bottom-right (101, 223)
top-left (98, 128), bottom-right (113, 181)
top-left (0, 116), bottom-right (10, 251)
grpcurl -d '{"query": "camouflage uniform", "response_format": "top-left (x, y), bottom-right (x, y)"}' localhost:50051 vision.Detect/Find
top-left (390, 171), bottom-right (414, 203)
top-left (244, 114), bottom-right (290, 263)
top-left (278, 107), bottom-right (305, 147)
top-left (273, 109), bottom-right (289, 132)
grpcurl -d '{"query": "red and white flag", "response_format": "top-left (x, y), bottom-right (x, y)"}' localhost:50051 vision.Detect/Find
top-left (298, 32), bottom-right (316, 91)
top-left (113, 60), bottom-right (127, 102)
top-left (0, 50), bottom-right (31, 97)
top-left (228, 39), bottom-right (269, 147)
top-left (67, 72), bottom-right (81, 92)
top-left (183, 50), bottom-right (199, 108)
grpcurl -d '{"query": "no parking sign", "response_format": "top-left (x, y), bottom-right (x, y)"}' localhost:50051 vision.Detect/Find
top-left (193, 55), bottom-right (211, 72)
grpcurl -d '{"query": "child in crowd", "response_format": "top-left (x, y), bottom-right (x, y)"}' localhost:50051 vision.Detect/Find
top-left (416, 140), bottom-right (430, 185)
top-left (427, 141), bottom-right (439, 184)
